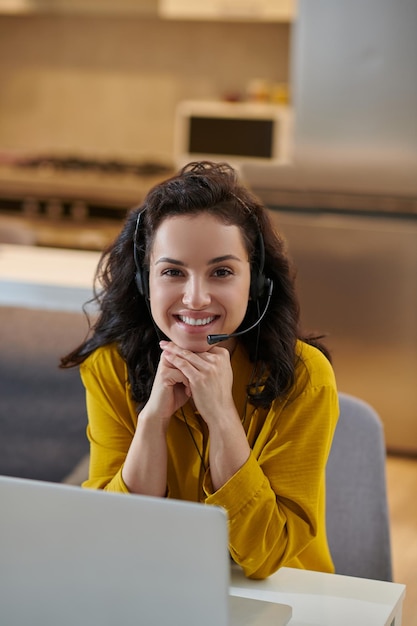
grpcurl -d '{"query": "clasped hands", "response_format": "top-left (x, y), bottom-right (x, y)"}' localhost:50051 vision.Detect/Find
top-left (146, 340), bottom-right (235, 427)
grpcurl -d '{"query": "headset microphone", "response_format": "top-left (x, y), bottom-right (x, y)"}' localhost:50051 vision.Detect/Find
top-left (207, 278), bottom-right (274, 345)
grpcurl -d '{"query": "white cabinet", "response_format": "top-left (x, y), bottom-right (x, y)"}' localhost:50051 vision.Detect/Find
top-left (158, 0), bottom-right (296, 22)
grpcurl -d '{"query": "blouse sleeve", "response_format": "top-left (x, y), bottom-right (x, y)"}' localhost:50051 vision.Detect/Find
top-left (203, 348), bottom-right (339, 579)
top-left (79, 346), bottom-right (138, 493)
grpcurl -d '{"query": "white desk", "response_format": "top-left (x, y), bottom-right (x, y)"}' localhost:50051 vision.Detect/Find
top-left (0, 244), bottom-right (100, 311)
top-left (230, 565), bottom-right (406, 626)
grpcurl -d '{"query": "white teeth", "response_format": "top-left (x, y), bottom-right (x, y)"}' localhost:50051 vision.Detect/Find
top-left (179, 315), bottom-right (215, 327)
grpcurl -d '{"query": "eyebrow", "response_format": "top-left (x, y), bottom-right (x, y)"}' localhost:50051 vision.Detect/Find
top-left (155, 255), bottom-right (243, 266)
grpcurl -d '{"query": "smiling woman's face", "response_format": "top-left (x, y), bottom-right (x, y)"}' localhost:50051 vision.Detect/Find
top-left (148, 212), bottom-right (251, 353)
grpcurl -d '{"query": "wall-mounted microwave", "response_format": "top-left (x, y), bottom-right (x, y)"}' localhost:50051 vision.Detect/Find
top-left (173, 100), bottom-right (293, 170)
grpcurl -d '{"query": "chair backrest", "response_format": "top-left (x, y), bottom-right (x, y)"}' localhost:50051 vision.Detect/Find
top-left (326, 392), bottom-right (393, 581)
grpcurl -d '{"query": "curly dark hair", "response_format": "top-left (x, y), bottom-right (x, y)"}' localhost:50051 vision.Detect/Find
top-left (60, 161), bottom-right (329, 408)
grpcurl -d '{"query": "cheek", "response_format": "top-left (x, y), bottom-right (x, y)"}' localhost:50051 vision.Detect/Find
top-left (227, 286), bottom-right (250, 319)
top-left (149, 281), bottom-right (176, 320)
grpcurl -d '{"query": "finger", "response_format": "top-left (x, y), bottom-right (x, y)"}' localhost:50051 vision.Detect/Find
top-left (160, 343), bottom-right (214, 366)
top-left (160, 353), bottom-right (190, 382)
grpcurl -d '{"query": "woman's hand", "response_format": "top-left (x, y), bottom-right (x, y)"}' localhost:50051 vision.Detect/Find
top-left (143, 346), bottom-right (193, 424)
top-left (159, 340), bottom-right (235, 426)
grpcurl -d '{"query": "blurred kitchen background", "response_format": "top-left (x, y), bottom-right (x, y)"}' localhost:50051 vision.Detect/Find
top-left (1, 1), bottom-right (417, 621)
top-left (0, 1), bottom-right (293, 247)
top-left (1, 0), bottom-right (416, 454)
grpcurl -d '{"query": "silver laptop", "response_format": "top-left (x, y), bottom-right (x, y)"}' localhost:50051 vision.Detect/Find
top-left (0, 475), bottom-right (291, 626)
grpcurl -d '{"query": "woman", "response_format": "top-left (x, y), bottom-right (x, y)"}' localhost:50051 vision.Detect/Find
top-left (61, 161), bottom-right (339, 579)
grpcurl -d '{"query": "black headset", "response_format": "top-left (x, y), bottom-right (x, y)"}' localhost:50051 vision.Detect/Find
top-left (133, 208), bottom-right (271, 302)
top-left (133, 209), bottom-right (150, 299)
top-left (248, 224), bottom-right (271, 301)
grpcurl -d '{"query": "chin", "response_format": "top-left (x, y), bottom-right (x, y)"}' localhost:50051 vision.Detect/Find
top-left (185, 340), bottom-right (211, 353)
top-left (173, 334), bottom-right (211, 353)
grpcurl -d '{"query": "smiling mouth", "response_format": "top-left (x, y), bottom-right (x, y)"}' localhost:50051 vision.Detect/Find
top-left (177, 315), bottom-right (216, 327)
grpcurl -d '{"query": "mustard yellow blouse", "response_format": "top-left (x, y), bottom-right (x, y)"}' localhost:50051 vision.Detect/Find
top-left (80, 340), bottom-right (339, 579)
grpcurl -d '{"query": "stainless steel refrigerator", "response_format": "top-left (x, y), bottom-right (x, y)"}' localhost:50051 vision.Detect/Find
top-left (244, 0), bottom-right (417, 452)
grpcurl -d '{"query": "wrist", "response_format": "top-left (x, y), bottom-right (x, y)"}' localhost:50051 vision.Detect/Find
top-left (138, 406), bottom-right (171, 434)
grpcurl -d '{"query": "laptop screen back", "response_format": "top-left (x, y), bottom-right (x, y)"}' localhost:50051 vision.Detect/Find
top-left (0, 476), bottom-right (230, 626)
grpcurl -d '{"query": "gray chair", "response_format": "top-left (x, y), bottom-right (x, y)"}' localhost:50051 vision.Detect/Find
top-left (326, 392), bottom-right (393, 581)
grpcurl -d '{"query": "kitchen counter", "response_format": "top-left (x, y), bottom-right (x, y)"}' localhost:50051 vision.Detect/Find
top-left (1, 159), bottom-right (417, 253)
top-left (239, 162), bottom-right (417, 216)
top-left (0, 161), bottom-right (174, 249)
top-left (1, 160), bottom-right (417, 217)
top-left (0, 164), bottom-right (173, 208)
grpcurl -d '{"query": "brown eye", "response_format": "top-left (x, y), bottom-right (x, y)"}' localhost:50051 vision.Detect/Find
top-left (213, 267), bottom-right (233, 277)
top-left (162, 268), bottom-right (183, 277)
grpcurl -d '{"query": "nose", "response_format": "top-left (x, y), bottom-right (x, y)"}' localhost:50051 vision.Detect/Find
top-left (182, 276), bottom-right (211, 309)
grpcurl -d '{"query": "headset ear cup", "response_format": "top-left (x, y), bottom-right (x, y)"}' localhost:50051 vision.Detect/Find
top-left (249, 224), bottom-right (269, 301)
top-left (250, 268), bottom-right (267, 301)
top-left (133, 209), bottom-right (150, 300)
top-left (135, 269), bottom-right (149, 299)
top-left (249, 269), bottom-right (258, 301)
